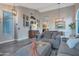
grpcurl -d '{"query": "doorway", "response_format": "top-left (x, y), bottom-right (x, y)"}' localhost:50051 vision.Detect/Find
top-left (2, 11), bottom-right (14, 42)
top-left (76, 9), bottom-right (79, 35)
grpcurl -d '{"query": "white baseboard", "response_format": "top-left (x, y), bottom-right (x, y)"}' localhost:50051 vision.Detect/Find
top-left (0, 39), bottom-right (14, 44)
top-left (0, 37), bottom-right (28, 44)
top-left (17, 37), bottom-right (28, 41)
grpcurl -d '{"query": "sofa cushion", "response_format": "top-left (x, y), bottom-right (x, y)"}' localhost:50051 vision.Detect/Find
top-left (66, 39), bottom-right (79, 48)
top-left (58, 42), bottom-right (79, 56)
top-left (75, 43), bottom-right (79, 50)
top-left (13, 42), bottom-right (51, 56)
top-left (52, 38), bottom-right (61, 49)
top-left (43, 31), bottom-right (52, 39)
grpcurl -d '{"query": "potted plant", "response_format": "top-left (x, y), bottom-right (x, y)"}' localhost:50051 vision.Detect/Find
top-left (69, 22), bottom-right (76, 37)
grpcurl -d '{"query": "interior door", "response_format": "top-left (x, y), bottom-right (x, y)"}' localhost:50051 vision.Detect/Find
top-left (3, 11), bottom-right (14, 41)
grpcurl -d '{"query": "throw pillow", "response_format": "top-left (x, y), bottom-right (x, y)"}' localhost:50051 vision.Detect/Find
top-left (66, 39), bottom-right (79, 48)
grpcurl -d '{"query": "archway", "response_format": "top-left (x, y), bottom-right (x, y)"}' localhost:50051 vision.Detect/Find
top-left (76, 8), bottom-right (79, 35)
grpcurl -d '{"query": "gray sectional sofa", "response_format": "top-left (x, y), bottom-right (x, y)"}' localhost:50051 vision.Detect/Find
top-left (41, 31), bottom-right (61, 49)
top-left (13, 42), bottom-right (52, 56)
top-left (57, 41), bottom-right (79, 56)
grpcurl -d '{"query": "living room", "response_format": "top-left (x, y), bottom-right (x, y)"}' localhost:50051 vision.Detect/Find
top-left (0, 3), bottom-right (79, 56)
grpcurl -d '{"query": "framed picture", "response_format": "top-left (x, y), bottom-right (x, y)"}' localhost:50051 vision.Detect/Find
top-left (26, 21), bottom-right (29, 26)
top-left (26, 16), bottom-right (29, 21)
top-left (37, 19), bottom-right (40, 27)
top-left (23, 14), bottom-right (29, 27)
top-left (23, 14), bottom-right (26, 20)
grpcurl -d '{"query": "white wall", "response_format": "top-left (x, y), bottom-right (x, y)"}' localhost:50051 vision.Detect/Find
top-left (40, 5), bottom-right (75, 37)
top-left (0, 4), bottom-right (40, 43)
top-left (0, 4), bottom-right (15, 43)
top-left (15, 6), bottom-right (40, 41)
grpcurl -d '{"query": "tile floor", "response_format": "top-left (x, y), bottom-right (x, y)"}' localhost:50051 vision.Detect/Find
top-left (0, 39), bottom-right (31, 56)
top-left (0, 39), bottom-right (58, 56)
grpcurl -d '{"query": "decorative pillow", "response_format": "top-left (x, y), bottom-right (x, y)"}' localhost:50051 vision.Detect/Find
top-left (66, 39), bottom-right (79, 48)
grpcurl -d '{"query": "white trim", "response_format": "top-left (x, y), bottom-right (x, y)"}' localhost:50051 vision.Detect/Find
top-left (0, 37), bottom-right (28, 44)
top-left (0, 39), bottom-right (14, 44)
top-left (17, 37), bottom-right (28, 41)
